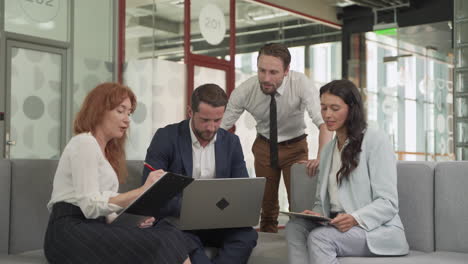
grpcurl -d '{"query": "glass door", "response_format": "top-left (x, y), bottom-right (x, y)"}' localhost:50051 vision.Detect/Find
top-left (5, 40), bottom-right (67, 159)
top-left (186, 0), bottom-right (235, 103)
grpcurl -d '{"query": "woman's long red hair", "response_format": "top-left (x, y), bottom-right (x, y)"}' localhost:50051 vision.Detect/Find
top-left (74, 82), bottom-right (137, 183)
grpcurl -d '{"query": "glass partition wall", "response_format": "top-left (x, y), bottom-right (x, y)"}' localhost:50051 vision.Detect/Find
top-left (1, 0), bottom-right (116, 159)
top-left (349, 21), bottom-right (454, 161)
top-left (123, 0), bottom-right (342, 217)
top-left (454, 0), bottom-right (468, 160)
top-left (123, 0), bottom-right (341, 161)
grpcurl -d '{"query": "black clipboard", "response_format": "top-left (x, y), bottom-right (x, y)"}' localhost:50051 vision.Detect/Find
top-left (280, 211), bottom-right (331, 222)
top-left (111, 172), bottom-right (193, 226)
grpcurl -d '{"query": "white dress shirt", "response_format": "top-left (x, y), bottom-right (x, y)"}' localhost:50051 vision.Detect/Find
top-left (47, 133), bottom-right (122, 219)
top-left (189, 119), bottom-right (216, 179)
top-left (221, 70), bottom-right (324, 142)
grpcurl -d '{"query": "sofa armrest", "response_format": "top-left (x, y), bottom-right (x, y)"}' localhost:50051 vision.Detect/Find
top-left (0, 160), bottom-right (11, 254)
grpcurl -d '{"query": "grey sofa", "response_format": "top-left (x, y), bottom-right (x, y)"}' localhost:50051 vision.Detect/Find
top-left (0, 159), bottom-right (467, 263)
top-left (0, 159), bottom-right (281, 263)
top-left (286, 161), bottom-right (468, 264)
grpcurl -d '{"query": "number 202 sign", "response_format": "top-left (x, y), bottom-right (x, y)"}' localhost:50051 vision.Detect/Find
top-left (21, 0), bottom-right (61, 23)
top-left (198, 4), bottom-right (226, 46)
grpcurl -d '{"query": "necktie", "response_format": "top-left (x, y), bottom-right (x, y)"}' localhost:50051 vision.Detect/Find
top-left (270, 94), bottom-right (278, 168)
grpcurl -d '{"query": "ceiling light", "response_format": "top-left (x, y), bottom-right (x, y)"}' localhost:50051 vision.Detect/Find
top-left (251, 12), bottom-right (289, 21)
top-left (373, 22), bottom-right (398, 31)
top-left (169, 0), bottom-right (184, 8)
top-left (335, 0), bottom-right (355, 7)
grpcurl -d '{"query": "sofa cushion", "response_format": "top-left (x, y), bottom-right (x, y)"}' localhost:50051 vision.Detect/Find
top-left (435, 161), bottom-right (468, 253)
top-left (396, 161), bottom-right (435, 252)
top-left (339, 250), bottom-right (425, 264)
top-left (119, 160), bottom-right (144, 192)
top-left (9, 160), bottom-right (58, 254)
top-left (422, 251), bottom-right (468, 264)
top-left (290, 161), bottom-right (436, 253)
top-left (0, 160), bottom-right (11, 254)
top-left (0, 253), bottom-right (47, 264)
top-left (340, 250), bottom-right (468, 264)
top-left (248, 232), bottom-right (287, 264)
top-left (290, 163), bottom-right (317, 212)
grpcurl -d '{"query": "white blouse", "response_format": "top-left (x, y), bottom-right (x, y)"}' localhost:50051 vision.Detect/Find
top-left (328, 142), bottom-right (344, 212)
top-left (327, 139), bottom-right (366, 228)
top-left (47, 133), bottom-right (122, 219)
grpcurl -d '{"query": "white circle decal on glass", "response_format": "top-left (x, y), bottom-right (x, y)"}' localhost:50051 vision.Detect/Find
top-left (20, 0), bottom-right (61, 23)
top-left (436, 114), bottom-right (446, 134)
top-left (381, 97), bottom-right (397, 116)
top-left (199, 4), bottom-right (226, 46)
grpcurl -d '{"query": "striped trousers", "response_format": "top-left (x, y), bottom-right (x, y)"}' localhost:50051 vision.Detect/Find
top-left (44, 202), bottom-right (197, 264)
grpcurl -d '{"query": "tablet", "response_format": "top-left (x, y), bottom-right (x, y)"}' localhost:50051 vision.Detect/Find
top-left (111, 172), bottom-right (193, 226)
top-left (280, 211), bottom-right (331, 222)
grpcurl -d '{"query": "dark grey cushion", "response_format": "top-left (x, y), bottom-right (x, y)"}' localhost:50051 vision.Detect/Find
top-left (119, 160), bottom-right (144, 193)
top-left (397, 161), bottom-right (435, 252)
top-left (435, 161), bottom-right (468, 253)
top-left (0, 160), bottom-right (11, 254)
top-left (9, 160), bottom-right (58, 254)
top-left (290, 163), bottom-right (317, 212)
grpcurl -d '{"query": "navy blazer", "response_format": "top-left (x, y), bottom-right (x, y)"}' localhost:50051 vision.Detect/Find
top-left (142, 119), bottom-right (249, 217)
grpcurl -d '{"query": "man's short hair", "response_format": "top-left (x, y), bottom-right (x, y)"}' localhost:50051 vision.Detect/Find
top-left (257, 43), bottom-right (291, 69)
top-left (191, 83), bottom-right (228, 112)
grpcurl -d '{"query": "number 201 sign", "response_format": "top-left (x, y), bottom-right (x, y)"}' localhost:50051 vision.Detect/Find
top-left (21, 0), bottom-right (60, 23)
top-left (198, 4), bottom-right (226, 46)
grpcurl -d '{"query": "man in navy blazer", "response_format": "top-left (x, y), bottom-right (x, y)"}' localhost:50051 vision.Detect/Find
top-left (143, 83), bottom-right (258, 264)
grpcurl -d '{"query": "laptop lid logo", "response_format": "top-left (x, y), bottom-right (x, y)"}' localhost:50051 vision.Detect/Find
top-left (216, 198), bottom-right (230, 210)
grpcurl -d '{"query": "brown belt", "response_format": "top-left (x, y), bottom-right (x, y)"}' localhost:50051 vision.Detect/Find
top-left (257, 134), bottom-right (307, 146)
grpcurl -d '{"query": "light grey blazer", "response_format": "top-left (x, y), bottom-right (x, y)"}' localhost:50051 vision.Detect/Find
top-left (312, 128), bottom-right (409, 256)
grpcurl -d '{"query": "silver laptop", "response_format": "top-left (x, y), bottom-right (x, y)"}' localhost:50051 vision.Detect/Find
top-left (167, 177), bottom-right (266, 230)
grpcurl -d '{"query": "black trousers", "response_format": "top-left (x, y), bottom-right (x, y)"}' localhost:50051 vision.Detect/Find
top-left (44, 202), bottom-right (197, 264)
top-left (185, 227), bottom-right (258, 264)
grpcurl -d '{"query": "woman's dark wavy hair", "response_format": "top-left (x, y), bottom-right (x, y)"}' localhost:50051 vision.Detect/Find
top-left (320, 79), bottom-right (367, 184)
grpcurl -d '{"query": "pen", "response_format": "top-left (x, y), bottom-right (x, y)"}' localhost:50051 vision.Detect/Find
top-left (144, 162), bottom-right (156, 171)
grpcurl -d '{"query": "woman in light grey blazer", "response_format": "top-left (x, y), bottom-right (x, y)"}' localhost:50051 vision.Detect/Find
top-left (286, 80), bottom-right (409, 264)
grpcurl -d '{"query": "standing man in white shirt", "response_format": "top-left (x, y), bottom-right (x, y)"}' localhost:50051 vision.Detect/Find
top-left (221, 43), bottom-right (333, 233)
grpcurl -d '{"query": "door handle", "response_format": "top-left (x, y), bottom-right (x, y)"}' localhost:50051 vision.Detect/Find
top-left (6, 140), bottom-right (16, 146)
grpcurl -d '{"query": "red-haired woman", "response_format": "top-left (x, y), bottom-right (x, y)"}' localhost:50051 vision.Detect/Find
top-left (44, 83), bottom-right (196, 264)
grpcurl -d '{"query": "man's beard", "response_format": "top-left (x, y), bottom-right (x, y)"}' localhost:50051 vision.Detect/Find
top-left (194, 128), bottom-right (216, 142)
top-left (258, 80), bottom-right (282, 95)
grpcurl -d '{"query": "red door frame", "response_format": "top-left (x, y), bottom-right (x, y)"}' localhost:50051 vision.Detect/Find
top-left (185, 0), bottom-right (236, 113)
top-left (118, 0), bottom-right (126, 84)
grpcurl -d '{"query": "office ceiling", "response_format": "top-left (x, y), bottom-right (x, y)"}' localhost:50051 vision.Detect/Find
top-left (125, 0), bottom-right (341, 60)
top-left (329, 0), bottom-right (410, 9)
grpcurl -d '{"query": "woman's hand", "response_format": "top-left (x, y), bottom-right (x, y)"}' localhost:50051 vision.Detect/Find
top-left (298, 160), bottom-right (320, 177)
top-left (330, 213), bottom-right (358, 232)
top-left (109, 170), bottom-right (166, 209)
top-left (301, 210), bottom-right (321, 216)
top-left (141, 170), bottom-right (165, 190)
top-left (138, 217), bottom-right (156, 228)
